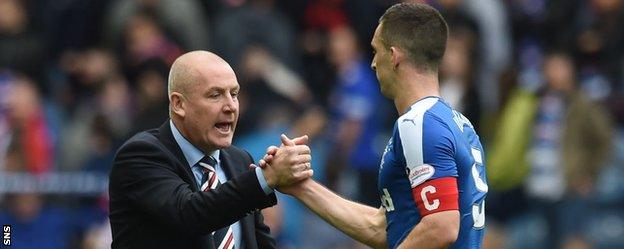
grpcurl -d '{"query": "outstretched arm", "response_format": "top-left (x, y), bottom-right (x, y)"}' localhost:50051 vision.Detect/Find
top-left (281, 179), bottom-right (387, 249)
top-left (258, 135), bottom-right (387, 248)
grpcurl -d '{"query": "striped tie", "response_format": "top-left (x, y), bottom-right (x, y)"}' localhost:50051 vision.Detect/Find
top-left (198, 156), bottom-right (236, 249)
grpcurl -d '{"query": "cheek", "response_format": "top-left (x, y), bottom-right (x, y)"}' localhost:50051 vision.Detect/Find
top-left (378, 67), bottom-right (389, 81)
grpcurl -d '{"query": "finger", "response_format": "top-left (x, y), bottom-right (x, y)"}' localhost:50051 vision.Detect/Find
top-left (292, 162), bottom-right (312, 175)
top-left (293, 154), bottom-right (312, 165)
top-left (249, 164), bottom-right (257, 169)
top-left (293, 163), bottom-right (308, 172)
top-left (259, 159), bottom-right (269, 168)
top-left (263, 154), bottom-right (274, 163)
top-left (291, 135), bottom-right (309, 145)
top-left (293, 169), bottom-right (314, 180)
top-left (281, 134), bottom-right (295, 146)
top-left (266, 146), bottom-right (278, 155)
top-left (293, 145), bottom-right (311, 155)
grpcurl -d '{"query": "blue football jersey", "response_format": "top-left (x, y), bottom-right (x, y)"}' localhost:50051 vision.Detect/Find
top-left (378, 96), bottom-right (488, 249)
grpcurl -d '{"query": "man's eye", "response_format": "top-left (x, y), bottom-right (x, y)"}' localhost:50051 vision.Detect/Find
top-left (209, 93), bottom-right (220, 98)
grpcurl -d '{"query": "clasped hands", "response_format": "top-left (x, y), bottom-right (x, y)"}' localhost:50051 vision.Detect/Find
top-left (252, 134), bottom-right (313, 193)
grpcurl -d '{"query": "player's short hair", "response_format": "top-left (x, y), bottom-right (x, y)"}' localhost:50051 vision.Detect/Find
top-left (379, 3), bottom-right (448, 72)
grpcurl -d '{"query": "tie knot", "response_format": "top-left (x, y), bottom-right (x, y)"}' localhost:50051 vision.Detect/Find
top-left (198, 155), bottom-right (217, 172)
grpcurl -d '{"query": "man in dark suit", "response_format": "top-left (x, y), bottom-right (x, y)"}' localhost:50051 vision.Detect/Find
top-left (109, 51), bottom-right (313, 249)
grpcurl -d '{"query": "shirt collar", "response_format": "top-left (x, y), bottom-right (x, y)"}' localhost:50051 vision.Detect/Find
top-left (170, 120), bottom-right (220, 168)
top-left (404, 96), bottom-right (441, 113)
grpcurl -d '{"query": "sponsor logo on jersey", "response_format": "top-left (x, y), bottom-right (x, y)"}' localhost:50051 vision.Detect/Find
top-left (407, 164), bottom-right (435, 188)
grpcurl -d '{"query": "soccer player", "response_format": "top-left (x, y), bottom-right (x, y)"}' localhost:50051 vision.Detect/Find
top-left (261, 3), bottom-right (488, 249)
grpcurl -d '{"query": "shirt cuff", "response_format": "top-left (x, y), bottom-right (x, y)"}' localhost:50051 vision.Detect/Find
top-left (255, 166), bottom-right (274, 195)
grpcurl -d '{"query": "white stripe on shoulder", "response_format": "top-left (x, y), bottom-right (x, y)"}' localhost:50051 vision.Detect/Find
top-left (397, 97), bottom-right (439, 169)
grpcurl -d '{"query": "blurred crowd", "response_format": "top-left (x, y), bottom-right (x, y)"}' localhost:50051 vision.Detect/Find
top-left (0, 0), bottom-right (623, 248)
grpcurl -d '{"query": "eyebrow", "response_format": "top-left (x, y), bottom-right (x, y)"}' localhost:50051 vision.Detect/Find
top-left (207, 85), bottom-right (240, 92)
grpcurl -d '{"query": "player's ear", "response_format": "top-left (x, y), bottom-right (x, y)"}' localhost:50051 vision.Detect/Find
top-left (390, 46), bottom-right (404, 70)
top-left (170, 92), bottom-right (186, 118)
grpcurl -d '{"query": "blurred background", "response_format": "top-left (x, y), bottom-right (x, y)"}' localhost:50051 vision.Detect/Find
top-left (0, 0), bottom-right (623, 248)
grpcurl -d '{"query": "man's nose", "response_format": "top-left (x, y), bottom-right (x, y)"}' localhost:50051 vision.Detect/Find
top-left (371, 61), bottom-right (376, 71)
top-left (223, 94), bottom-right (237, 112)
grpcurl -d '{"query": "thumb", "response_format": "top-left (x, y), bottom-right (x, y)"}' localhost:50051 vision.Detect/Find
top-left (292, 135), bottom-right (309, 145)
top-left (249, 164), bottom-right (258, 169)
top-left (280, 134), bottom-right (295, 146)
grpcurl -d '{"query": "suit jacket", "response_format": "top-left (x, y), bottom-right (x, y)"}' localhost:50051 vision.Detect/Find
top-left (109, 121), bottom-right (277, 249)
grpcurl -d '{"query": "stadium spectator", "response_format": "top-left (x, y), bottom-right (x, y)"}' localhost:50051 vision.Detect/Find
top-left (235, 45), bottom-right (313, 136)
top-left (121, 10), bottom-right (183, 69)
top-left (130, 59), bottom-right (170, 134)
top-left (574, 0), bottom-right (624, 101)
top-left (38, 0), bottom-right (110, 60)
top-left (461, 0), bottom-right (512, 113)
top-left (212, 0), bottom-right (300, 70)
top-left (0, 0), bottom-right (46, 89)
top-left (57, 53), bottom-right (131, 171)
top-left (53, 48), bottom-right (120, 116)
top-left (81, 114), bottom-right (117, 173)
top-left (0, 194), bottom-right (72, 249)
top-left (3, 75), bottom-right (54, 174)
top-left (324, 25), bottom-right (389, 206)
top-left (297, 0), bottom-right (348, 107)
top-left (487, 51), bottom-right (614, 248)
top-left (104, 0), bottom-right (209, 52)
top-left (439, 29), bottom-right (481, 131)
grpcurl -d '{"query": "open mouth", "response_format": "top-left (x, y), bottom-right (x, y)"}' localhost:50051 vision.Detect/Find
top-left (215, 122), bottom-right (233, 134)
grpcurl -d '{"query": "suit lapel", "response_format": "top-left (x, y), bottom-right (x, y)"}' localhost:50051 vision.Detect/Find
top-left (220, 148), bottom-right (256, 249)
top-left (157, 120), bottom-right (200, 191)
top-left (218, 148), bottom-right (242, 180)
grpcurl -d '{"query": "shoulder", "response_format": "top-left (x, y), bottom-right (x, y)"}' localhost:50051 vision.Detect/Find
top-left (110, 130), bottom-right (177, 186)
top-left (112, 127), bottom-right (180, 174)
top-left (116, 129), bottom-right (163, 156)
top-left (397, 98), bottom-right (452, 138)
top-left (396, 99), bottom-right (456, 164)
top-left (398, 97), bottom-right (439, 122)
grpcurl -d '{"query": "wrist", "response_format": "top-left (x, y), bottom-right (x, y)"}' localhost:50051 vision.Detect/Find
top-left (255, 166), bottom-right (275, 194)
top-left (283, 178), bottom-right (313, 197)
top-left (260, 167), bottom-right (277, 188)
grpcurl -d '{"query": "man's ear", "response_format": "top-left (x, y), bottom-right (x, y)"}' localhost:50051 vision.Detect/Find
top-left (390, 46), bottom-right (405, 70)
top-left (170, 92), bottom-right (186, 118)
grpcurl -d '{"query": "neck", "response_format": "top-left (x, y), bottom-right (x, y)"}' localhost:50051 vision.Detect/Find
top-left (393, 68), bottom-right (440, 115)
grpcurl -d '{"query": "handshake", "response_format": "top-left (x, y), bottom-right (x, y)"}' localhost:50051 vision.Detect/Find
top-left (252, 134), bottom-right (314, 194)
